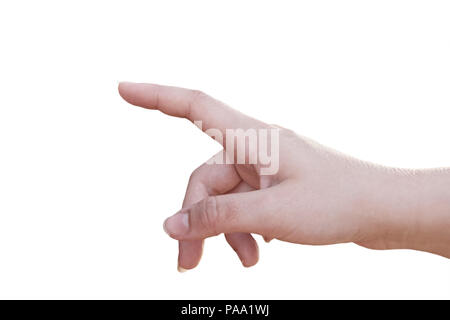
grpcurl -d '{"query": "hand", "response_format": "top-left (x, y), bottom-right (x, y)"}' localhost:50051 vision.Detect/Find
top-left (118, 82), bottom-right (450, 270)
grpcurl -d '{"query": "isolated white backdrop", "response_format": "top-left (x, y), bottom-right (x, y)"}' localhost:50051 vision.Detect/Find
top-left (0, 0), bottom-right (449, 299)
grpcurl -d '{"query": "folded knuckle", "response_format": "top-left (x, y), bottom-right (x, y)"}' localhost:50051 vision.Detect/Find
top-left (201, 196), bottom-right (220, 233)
top-left (188, 167), bottom-right (201, 184)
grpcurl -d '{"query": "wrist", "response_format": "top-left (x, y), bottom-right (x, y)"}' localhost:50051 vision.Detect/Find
top-left (357, 166), bottom-right (450, 258)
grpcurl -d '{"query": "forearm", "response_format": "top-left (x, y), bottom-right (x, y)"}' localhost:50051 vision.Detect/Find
top-left (359, 167), bottom-right (450, 258)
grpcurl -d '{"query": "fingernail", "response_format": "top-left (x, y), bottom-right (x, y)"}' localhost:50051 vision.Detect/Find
top-left (177, 265), bottom-right (188, 273)
top-left (163, 212), bottom-right (189, 237)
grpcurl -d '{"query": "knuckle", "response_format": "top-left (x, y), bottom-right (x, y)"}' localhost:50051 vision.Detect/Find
top-left (187, 89), bottom-right (209, 119)
top-left (270, 123), bottom-right (283, 129)
top-left (200, 196), bottom-right (220, 233)
top-left (189, 89), bottom-right (209, 106)
top-left (190, 89), bottom-right (207, 101)
top-left (278, 127), bottom-right (296, 137)
top-left (153, 84), bottom-right (162, 108)
top-left (188, 167), bottom-right (201, 184)
top-left (198, 196), bottom-right (241, 235)
top-left (269, 124), bottom-right (296, 140)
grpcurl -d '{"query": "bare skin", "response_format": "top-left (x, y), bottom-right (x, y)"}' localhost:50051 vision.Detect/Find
top-left (118, 82), bottom-right (450, 271)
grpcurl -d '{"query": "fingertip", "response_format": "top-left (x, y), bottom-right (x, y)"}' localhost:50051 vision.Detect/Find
top-left (241, 243), bottom-right (259, 268)
top-left (225, 233), bottom-right (259, 269)
top-left (242, 261), bottom-right (258, 268)
top-left (178, 239), bottom-right (203, 271)
top-left (164, 212), bottom-right (190, 238)
top-left (118, 81), bottom-right (134, 99)
top-left (177, 265), bottom-right (188, 273)
top-left (118, 81), bottom-right (129, 90)
top-left (241, 255), bottom-right (259, 268)
top-left (118, 81), bottom-right (129, 100)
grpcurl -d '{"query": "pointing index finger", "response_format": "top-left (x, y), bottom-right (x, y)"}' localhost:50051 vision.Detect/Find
top-left (118, 82), bottom-right (266, 137)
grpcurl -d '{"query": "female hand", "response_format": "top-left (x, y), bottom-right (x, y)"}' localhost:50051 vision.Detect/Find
top-left (119, 82), bottom-right (450, 271)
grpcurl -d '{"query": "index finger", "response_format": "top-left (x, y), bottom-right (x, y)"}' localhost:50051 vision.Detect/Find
top-left (118, 82), bottom-right (267, 138)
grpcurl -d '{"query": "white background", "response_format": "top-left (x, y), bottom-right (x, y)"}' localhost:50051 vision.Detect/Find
top-left (0, 0), bottom-right (449, 299)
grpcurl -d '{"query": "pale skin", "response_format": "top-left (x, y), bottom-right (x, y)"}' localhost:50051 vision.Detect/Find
top-left (118, 82), bottom-right (450, 271)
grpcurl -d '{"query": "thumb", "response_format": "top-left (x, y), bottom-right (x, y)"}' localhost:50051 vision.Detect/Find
top-left (163, 187), bottom-right (283, 240)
